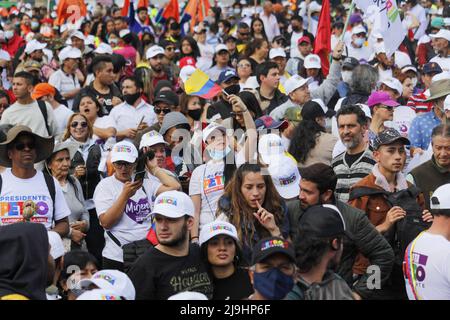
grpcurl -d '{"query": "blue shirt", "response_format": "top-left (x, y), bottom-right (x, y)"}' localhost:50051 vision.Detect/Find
top-left (408, 110), bottom-right (441, 150)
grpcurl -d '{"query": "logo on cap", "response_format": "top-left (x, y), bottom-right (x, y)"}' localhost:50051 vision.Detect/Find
top-left (278, 173), bottom-right (296, 186)
top-left (211, 224), bottom-right (233, 232)
top-left (102, 295), bottom-right (120, 300)
top-left (261, 239), bottom-right (289, 251)
top-left (157, 197), bottom-right (178, 206)
top-left (114, 145), bottom-right (132, 153)
top-left (94, 274), bottom-right (116, 285)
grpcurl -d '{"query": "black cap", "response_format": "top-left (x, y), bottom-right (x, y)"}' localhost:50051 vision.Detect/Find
top-left (299, 205), bottom-right (349, 239)
top-left (252, 237), bottom-right (295, 265)
top-left (342, 56), bottom-right (359, 70)
top-left (159, 39), bottom-right (176, 49)
top-left (224, 35), bottom-right (237, 43)
top-left (373, 128), bottom-right (410, 150)
top-left (301, 100), bottom-right (335, 121)
top-left (153, 91), bottom-right (179, 106)
top-left (422, 62), bottom-right (442, 75)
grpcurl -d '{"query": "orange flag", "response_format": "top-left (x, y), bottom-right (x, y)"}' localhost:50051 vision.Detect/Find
top-left (55, 0), bottom-right (87, 26)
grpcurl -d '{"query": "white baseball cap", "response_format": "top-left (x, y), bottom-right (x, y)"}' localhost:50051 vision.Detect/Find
top-left (79, 270), bottom-right (136, 300)
top-left (168, 291), bottom-right (208, 300)
top-left (179, 65), bottom-right (196, 83)
top-left (94, 43), bottom-right (113, 55)
top-left (70, 30), bottom-right (85, 41)
top-left (352, 25), bottom-right (367, 35)
top-left (215, 43), bottom-right (229, 54)
top-left (76, 289), bottom-right (124, 300)
top-left (58, 46), bottom-right (82, 61)
top-left (432, 71), bottom-right (450, 82)
top-left (374, 42), bottom-right (386, 55)
top-left (24, 39), bottom-right (46, 54)
top-left (146, 45), bottom-right (165, 59)
top-left (243, 76), bottom-right (259, 89)
top-left (430, 183), bottom-right (450, 210)
top-left (199, 221), bottom-right (239, 246)
top-left (444, 95), bottom-right (450, 112)
top-left (47, 231), bottom-right (65, 260)
top-left (119, 29), bottom-right (131, 38)
top-left (268, 155), bottom-right (300, 199)
top-left (202, 122), bottom-right (227, 143)
top-left (110, 141), bottom-right (138, 163)
top-left (269, 48), bottom-right (286, 59)
top-left (284, 75), bottom-right (312, 95)
top-left (395, 51), bottom-right (412, 69)
top-left (429, 29), bottom-right (450, 42)
top-left (152, 190), bottom-right (195, 218)
top-left (380, 77), bottom-right (403, 95)
top-left (304, 54), bottom-right (321, 69)
top-left (139, 130), bottom-right (168, 149)
top-left (309, 1), bottom-right (322, 13)
top-left (258, 133), bottom-right (285, 165)
top-left (355, 103), bottom-right (372, 119)
top-left (0, 49), bottom-right (11, 62)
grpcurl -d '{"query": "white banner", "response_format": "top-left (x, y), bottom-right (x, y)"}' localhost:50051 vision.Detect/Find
top-left (354, 0), bottom-right (406, 58)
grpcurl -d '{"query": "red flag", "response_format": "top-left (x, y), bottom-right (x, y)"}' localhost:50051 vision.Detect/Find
top-left (313, 0), bottom-right (331, 76)
top-left (137, 0), bottom-right (149, 8)
top-left (162, 0), bottom-right (180, 22)
top-left (55, 0), bottom-right (87, 26)
top-left (121, 0), bottom-right (131, 16)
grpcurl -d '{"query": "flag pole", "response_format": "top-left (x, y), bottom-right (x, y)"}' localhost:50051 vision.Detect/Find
top-left (341, 0), bottom-right (356, 42)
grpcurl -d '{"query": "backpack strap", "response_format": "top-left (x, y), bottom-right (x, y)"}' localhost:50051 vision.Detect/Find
top-left (37, 100), bottom-right (51, 136)
top-left (43, 172), bottom-right (56, 223)
top-left (0, 174), bottom-right (2, 193)
top-left (348, 186), bottom-right (390, 201)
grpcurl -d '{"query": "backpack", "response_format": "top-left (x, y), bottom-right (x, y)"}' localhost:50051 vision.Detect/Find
top-left (349, 185), bottom-right (431, 266)
top-left (0, 172), bottom-right (56, 223)
top-left (37, 100), bottom-right (51, 136)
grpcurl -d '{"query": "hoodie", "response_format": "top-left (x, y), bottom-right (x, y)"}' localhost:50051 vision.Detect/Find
top-left (0, 223), bottom-right (49, 300)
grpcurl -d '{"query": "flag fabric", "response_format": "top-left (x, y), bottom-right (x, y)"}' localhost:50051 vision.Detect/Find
top-left (354, 0), bottom-right (406, 58)
top-left (128, 0), bottom-right (143, 34)
top-left (137, 0), bottom-right (149, 8)
top-left (184, 69), bottom-right (222, 99)
top-left (146, 219), bottom-right (158, 245)
top-left (121, 0), bottom-right (131, 17)
top-left (55, 0), bottom-right (87, 26)
top-left (182, 0), bottom-right (211, 32)
top-left (313, 0), bottom-right (331, 77)
top-left (162, 0), bottom-right (180, 23)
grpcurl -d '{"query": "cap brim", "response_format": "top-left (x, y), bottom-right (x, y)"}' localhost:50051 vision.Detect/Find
top-left (111, 155), bottom-right (136, 163)
top-left (377, 136), bottom-right (411, 148)
top-left (276, 184), bottom-right (300, 199)
top-left (382, 100), bottom-right (400, 107)
top-left (254, 247), bottom-right (296, 264)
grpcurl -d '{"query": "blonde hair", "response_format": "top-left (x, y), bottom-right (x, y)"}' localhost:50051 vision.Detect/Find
top-left (62, 113), bottom-right (93, 142)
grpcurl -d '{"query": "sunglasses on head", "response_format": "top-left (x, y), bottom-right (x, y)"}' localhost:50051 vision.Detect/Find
top-left (154, 108), bottom-right (171, 114)
top-left (14, 141), bottom-right (36, 151)
top-left (71, 121), bottom-right (88, 128)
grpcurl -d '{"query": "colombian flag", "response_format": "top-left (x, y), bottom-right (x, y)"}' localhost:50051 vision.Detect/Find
top-left (146, 218), bottom-right (158, 245)
top-left (184, 69), bottom-right (222, 99)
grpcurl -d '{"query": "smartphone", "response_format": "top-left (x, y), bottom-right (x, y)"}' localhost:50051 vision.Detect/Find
top-left (221, 88), bottom-right (230, 97)
top-left (134, 170), bottom-right (146, 182)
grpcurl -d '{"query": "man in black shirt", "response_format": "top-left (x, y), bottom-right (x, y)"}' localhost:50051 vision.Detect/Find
top-left (127, 191), bottom-right (213, 300)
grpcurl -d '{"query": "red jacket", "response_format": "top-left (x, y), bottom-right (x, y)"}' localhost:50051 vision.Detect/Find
top-left (2, 34), bottom-right (25, 57)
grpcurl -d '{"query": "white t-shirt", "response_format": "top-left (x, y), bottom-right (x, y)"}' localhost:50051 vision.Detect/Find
top-left (108, 100), bottom-right (157, 143)
top-left (48, 69), bottom-right (81, 109)
top-left (346, 44), bottom-right (372, 62)
top-left (93, 175), bottom-right (161, 262)
top-left (53, 104), bottom-right (73, 137)
top-left (405, 232), bottom-right (450, 300)
top-left (189, 160), bottom-right (225, 229)
top-left (290, 31), bottom-right (303, 58)
top-left (0, 169), bottom-right (71, 229)
top-left (430, 56), bottom-right (450, 73)
top-left (93, 115), bottom-right (116, 145)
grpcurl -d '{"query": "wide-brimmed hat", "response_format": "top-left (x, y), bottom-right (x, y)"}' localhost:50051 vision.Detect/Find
top-left (51, 140), bottom-right (78, 160)
top-left (0, 125), bottom-right (54, 167)
top-left (424, 79), bottom-right (450, 102)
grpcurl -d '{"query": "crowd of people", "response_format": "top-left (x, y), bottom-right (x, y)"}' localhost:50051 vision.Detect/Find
top-left (0, 0), bottom-right (449, 301)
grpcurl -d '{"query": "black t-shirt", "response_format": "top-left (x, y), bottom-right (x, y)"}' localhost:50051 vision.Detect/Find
top-left (344, 150), bottom-right (365, 168)
top-left (73, 84), bottom-right (122, 115)
top-left (212, 268), bottom-right (253, 300)
top-left (127, 243), bottom-right (213, 300)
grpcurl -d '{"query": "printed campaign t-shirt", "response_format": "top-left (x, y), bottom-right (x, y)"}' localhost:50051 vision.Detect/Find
top-left (189, 160), bottom-right (225, 229)
top-left (0, 169), bottom-right (70, 229)
top-left (404, 232), bottom-right (450, 300)
top-left (93, 175), bottom-right (161, 262)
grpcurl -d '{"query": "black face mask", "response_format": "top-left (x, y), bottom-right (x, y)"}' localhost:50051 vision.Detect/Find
top-left (123, 92), bottom-right (141, 105)
top-left (223, 84), bottom-right (240, 96)
top-left (292, 26), bottom-right (302, 32)
top-left (187, 109), bottom-right (202, 121)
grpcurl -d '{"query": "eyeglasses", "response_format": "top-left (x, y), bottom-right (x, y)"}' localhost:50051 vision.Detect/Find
top-left (238, 63), bottom-right (251, 68)
top-left (14, 141), bottom-right (36, 151)
top-left (154, 108), bottom-right (172, 114)
top-left (113, 161), bottom-right (134, 169)
top-left (71, 121), bottom-right (88, 128)
top-left (230, 111), bottom-right (244, 118)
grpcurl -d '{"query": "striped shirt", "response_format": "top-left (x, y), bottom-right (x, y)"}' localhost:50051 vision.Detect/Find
top-left (332, 147), bottom-right (376, 203)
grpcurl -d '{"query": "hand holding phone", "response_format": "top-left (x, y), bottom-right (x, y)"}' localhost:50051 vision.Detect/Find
top-left (133, 170), bottom-right (146, 182)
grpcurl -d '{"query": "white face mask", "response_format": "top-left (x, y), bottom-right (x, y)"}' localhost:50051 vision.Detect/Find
top-left (4, 30), bottom-right (14, 40)
top-left (342, 71), bottom-right (353, 84)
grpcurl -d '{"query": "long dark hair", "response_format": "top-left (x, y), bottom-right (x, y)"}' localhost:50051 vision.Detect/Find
top-left (180, 36), bottom-right (201, 59)
top-left (250, 17), bottom-right (268, 41)
top-left (288, 120), bottom-right (325, 164)
top-left (232, 91), bottom-right (262, 130)
top-left (244, 38), bottom-right (268, 58)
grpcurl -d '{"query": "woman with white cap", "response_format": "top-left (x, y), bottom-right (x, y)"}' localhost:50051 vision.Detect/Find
top-left (199, 221), bottom-right (253, 300)
top-left (46, 140), bottom-right (89, 252)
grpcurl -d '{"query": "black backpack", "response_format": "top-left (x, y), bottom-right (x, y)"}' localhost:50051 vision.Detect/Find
top-left (349, 185), bottom-right (431, 266)
top-left (37, 100), bottom-right (51, 136)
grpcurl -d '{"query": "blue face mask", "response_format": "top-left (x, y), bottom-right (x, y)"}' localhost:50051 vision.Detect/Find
top-left (207, 146), bottom-right (231, 161)
top-left (312, 16), bottom-right (319, 21)
top-left (253, 268), bottom-right (294, 300)
top-left (354, 38), bottom-right (365, 47)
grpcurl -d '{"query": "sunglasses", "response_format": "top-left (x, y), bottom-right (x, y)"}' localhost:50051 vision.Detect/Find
top-left (379, 105), bottom-right (394, 111)
top-left (71, 121), bottom-right (88, 128)
top-left (230, 111), bottom-right (244, 118)
top-left (113, 161), bottom-right (134, 169)
top-left (14, 141), bottom-right (36, 151)
top-left (154, 108), bottom-right (172, 114)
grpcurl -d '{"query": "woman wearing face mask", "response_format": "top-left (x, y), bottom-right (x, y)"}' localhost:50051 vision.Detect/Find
top-left (179, 93), bottom-right (207, 129)
top-left (190, 95), bottom-right (257, 242)
top-left (62, 113), bottom-right (104, 265)
top-left (251, 18), bottom-right (268, 41)
top-left (46, 141), bottom-right (90, 252)
top-left (199, 221), bottom-right (253, 300)
top-left (289, 99), bottom-right (338, 168)
top-left (215, 163), bottom-right (290, 263)
top-left (244, 39), bottom-right (270, 75)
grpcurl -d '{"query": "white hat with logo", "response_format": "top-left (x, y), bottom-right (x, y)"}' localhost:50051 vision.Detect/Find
top-left (268, 155), bottom-right (301, 199)
top-left (76, 289), bottom-right (124, 300)
top-left (94, 43), bottom-right (113, 55)
top-left (146, 45), bottom-right (165, 59)
top-left (202, 122), bottom-right (227, 143)
top-left (152, 190), bottom-right (195, 218)
top-left (284, 75), bottom-right (311, 95)
top-left (258, 133), bottom-right (286, 165)
top-left (199, 221), bottom-right (239, 246)
top-left (139, 130), bottom-right (168, 150)
top-left (110, 141), bottom-right (138, 163)
top-left (430, 183), bottom-right (450, 210)
top-left (79, 270), bottom-right (135, 300)
top-left (380, 77), bottom-right (403, 95)
top-left (304, 54), bottom-right (321, 69)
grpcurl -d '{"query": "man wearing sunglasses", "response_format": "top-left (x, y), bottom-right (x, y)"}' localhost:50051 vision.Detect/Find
top-left (367, 91), bottom-right (400, 147)
top-left (0, 125), bottom-right (70, 238)
top-left (159, 39), bottom-right (180, 80)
